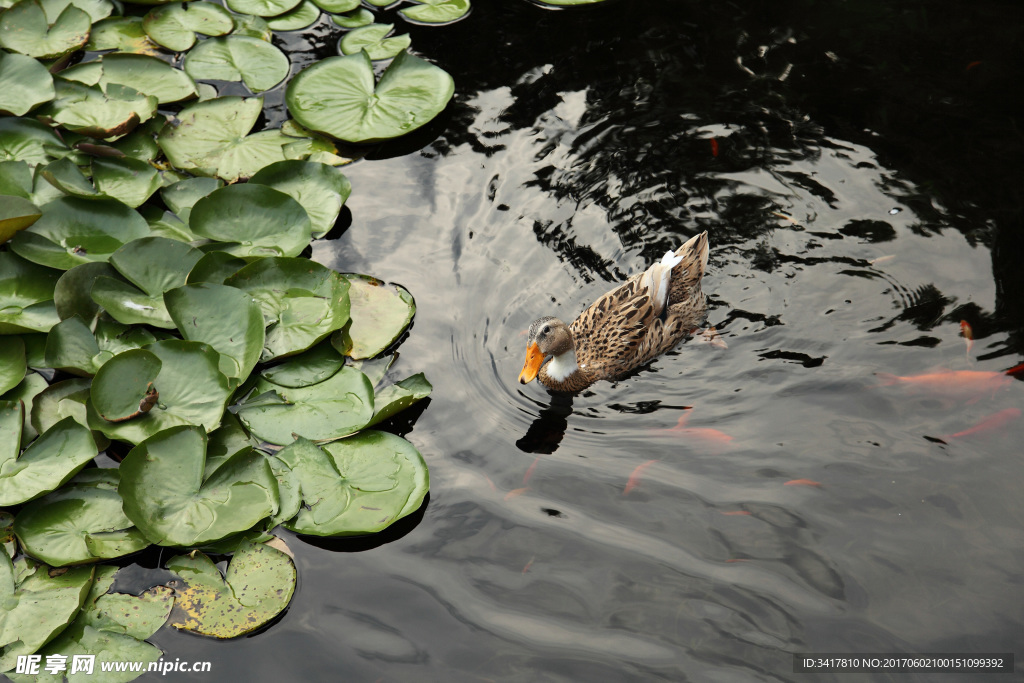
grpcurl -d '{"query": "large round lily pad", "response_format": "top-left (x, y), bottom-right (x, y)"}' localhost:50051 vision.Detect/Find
top-left (85, 16), bottom-right (161, 54)
top-left (142, 2), bottom-right (233, 52)
top-left (119, 425), bottom-right (278, 546)
top-left (0, 413), bottom-right (97, 507)
top-left (0, 51), bottom-right (55, 116)
top-left (399, 0), bottom-right (470, 24)
top-left (249, 160), bottom-right (351, 238)
top-left (0, 0), bottom-right (90, 60)
top-left (0, 251), bottom-right (61, 334)
top-left (167, 539), bottom-right (294, 638)
top-left (225, 0), bottom-right (300, 17)
top-left (41, 78), bottom-right (158, 140)
top-left (286, 49), bottom-right (454, 143)
top-left (332, 274), bottom-right (415, 359)
top-left (0, 117), bottom-right (65, 165)
top-left (189, 184), bottom-right (312, 258)
top-left (267, 0), bottom-right (319, 30)
top-left (60, 53), bottom-right (198, 105)
top-left (339, 23), bottom-right (411, 60)
top-left (274, 432), bottom-right (428, 536)
top-left (184, 36), bottom-right (290, 93)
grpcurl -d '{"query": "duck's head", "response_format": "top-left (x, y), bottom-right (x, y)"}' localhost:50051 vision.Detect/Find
top-left (519, 317), bottom-right (574, 384)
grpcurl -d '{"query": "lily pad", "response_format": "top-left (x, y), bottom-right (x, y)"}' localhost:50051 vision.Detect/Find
top-left (236, 366), bottom-right (373, 445)
top-left (142, 1), bottom-right (233, 52)
top-left (0, 196), bottom-right (41, 245)
top-left (186, 251), bottom-right (246, 284)
top-left (0, 251), bottom-right (60, 334)
top-left (249, 160), bottom-right (351, 238)
top-left (225, 0), bottom-right (300, 17)
top-left (0, 338), bottom-right (26, 396)
top-left (332, 275), bottom-right (415, 358)
top-left (85, 16), bottom-right (162, 54)
top-left (91, 156), bottom-right (162, 208)
top-left (160, 176), bottom-right (222, 223)
top-left (189, 184), bottom-right (312, 258)
top-left (44, 317), bottom-right (157, 376)
top-left (0, 554), bottom-right (94, 672)
top-left (0, 111), bottom-right (66, 165)
top-left (225, 257), bottom-right (350, 361)
top-left (167, 539), bottom-right (294, 637)
top-left (0, 51), bottom-right (56, 116)
top-left (260, 339), bottom-right (344, 387)
top-left (0, 0), bottom-right (90, 60)
top-left (184, 35), bottom-right (290, 93)
top-left (165, 283), bottom-right (266, 380)
top-left (53, 261), bottom-right (117, 322)
top-left (40, 79), bottom-right (158, 140)
top-left (157, 96), bottom-right (292, 182)
top-left (313, 0), bottom-right (357, 12)
top-left (87, 340), bottom-right (233, 444)
top-left (339, 23), bottom-right (410, 60)
top-left (230, 12), bottom-right (272, 39)
top-left (0, 413), bottom-right (97, 507)
top-left (60, 53), bottom-right (199, 105)
top-left (399, 0), bottom-right (469, 24)
top-left (40, 0), bottom-right (112, 23)
top-left (286, 49), bottom-right (454, 143)
top-left (29, 379), bottom-right (108, 452)
top-left (0, 512), bottom-right (14, 559)
top-left (267, 0), bottom-right (319, 30)
top-left (14, 470), bottom-right (150, 566)
top-left (330, 7), bottom-right (373, 28)
top-left (367, 372), bottom-right (431, 426)
top-left (274, 432), bottom-right (428, 536)
top-left (119, 425), bottom-right (278, 546)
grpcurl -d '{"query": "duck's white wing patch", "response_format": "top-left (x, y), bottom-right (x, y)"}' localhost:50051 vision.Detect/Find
top-left (639, 250), bottom-right (683, 315)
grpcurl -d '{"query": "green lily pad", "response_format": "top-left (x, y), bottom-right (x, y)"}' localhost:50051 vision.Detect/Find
top-left (189, 184), bottom-right (312, 258)
top-left (286, 49), bottom-right (454, 143)
top-left (249, 160), bottom-right (351, 238)
top-left (167, 539), bottom-right (294, 637)
top-left (0, 51), bottom-right (55, 116)
top-left (0, 196), bottom-right (41, 245)
top-left (53, 261), bottom-right (117, 322)
top-left (0, 373), bottom-right (46, 445)
top-left (399, 0), bottom-right (469, 24)
top-left (29, 379), bottom-right (108, 451)
top-left (274, 432), bottom-right (428, 536)
top-left (236, 366), bottom-right (373, 445)
top-left (313, 0), bottom-right (357, 12)
top-left (60, 54), bottom-right (198, 105)
top-left (0, 554), bottom-right (94, 672)
top-left (91, 156), bottom-right (161, 208)
top-left (267, 0), bottom-right (319, 30)
top-left (260, 339), bottom-right (344, 387)
top-left (0, 0), bottom-right (90, 60)
top-left (87, 340), bottom-right (233, 444)
top-left (339, 23), bottom-right (410, 60)
top-left (40, 79), bottom-right (158, 140)
top-left (225, 0), bottom-right (300, 17)
top-left (120, 426), bottom-right (278, 546)
top-left (111, 117), bottom-right (162, 162)
top-left (0, 114), bottom-right (66, 165)
top-left (533, 0), bottom-right (608, 4)
top-left (14, 470), bottom-right (150, 566)
top-left (39, 156), bottom-right (98, 198)
top-left (142, 1), bottom-right (233, 52)
top-left (0, 338), bottom-right (26, 396)
top-left (225, 257), bottom-right (350, 361)
top-left (41, 0), bottom-right (112, 23)
top-left (160, 176), bottom-right (222, 223)
top-left (332, 275), bottom-right (415, 359)
top-left (9, 195), bottom-right (154, 271)
top-left (0, 512), bottom-right (15, 559)
top-left (184, 35), bottom-right (290, 93)
top-left (157, 96), bottom-right (292, 182)
top-left (230, 12), bottom-right (272, 39)
top-left (186, 251), bottom-right (246, 284)
top-left (330, 7), bottom-right (373, 28)
top-left (6, 564), bottom-right (171, 683)
top-left (85, 16), bottom-right (162, 54)
top-left (367, 372), bottom-right (431, 427)
top-left (44, 316), bottom-right (157, 378)
top-left (0, 160), bottom-right (33, 198)
top-left (89, 348), bottom-right (161, 422)
top-left (0, 251), bottom-right (60, 334)
top-left (0, 413), bottom-right (97, 507)
top-left (165, 283), bottom-right (265, 380)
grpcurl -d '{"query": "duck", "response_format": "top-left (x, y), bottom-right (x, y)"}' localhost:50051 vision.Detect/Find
top-left (518, 231), bottom-right (710, 392)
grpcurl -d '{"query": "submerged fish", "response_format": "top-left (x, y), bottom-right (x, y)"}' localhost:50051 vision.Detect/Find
top-left (944, 407), bottom-right (1021, 440)
top-left (623, 460), bottom-right (658, 495)
top-left (874, 363), bottom-right (1024, 400)
top-left (656, 413), bottom-right (733, 442)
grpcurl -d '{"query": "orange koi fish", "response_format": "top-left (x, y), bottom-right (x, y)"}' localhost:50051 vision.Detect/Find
top-left (657, 413), bottom-right (733, 442)
top-left (960, 320), bottom-right (974, 357)
top-left (504, 487), bottom-right (528, 501)
top-left (523, 456), bottom-right (540, 485)
top-left (874, 363), bottom-right (1024, 399)
top-left (944, 407), bottom-right (1021, 440)
top-left (623, 460), bottom-right (658, 495)
top-left (784, 479), bottom-right (822, 487)
top-left (710, 138), bottom-right (719, 157)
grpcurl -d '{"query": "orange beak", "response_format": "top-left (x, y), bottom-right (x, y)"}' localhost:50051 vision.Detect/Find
top-left (518, 342), bottom-right (544, 384)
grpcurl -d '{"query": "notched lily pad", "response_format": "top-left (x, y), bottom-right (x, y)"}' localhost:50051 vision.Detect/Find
top-left (0, 0), bottom-right (90, 60)
top-left (85, 16), bottom-right (162, 54)
top-left (0, 411), bottom-right (97, 507)
top-left (167, 539), bottom-right (295, 638)
top-left (142, 1), bottom-right (233, 52)
top-left (332, 274), bottom-right (415, 359)
top-left (184, 35), bottom-right (290, 93)
top-left (0, 51), bottom-right (56, 116)
top-left (339, 23), bottom-right (411, 60)
top-left (399, 0), bottom-right (470, 24)
top-left (0, 252), bottom-right (60, 334)
top-left (40, 79), bottom-right (158, 140)
top-left (249, 159), bottom-right (351, 239)
top-left (60, 53), bottom-right (198, 105)
top-left (189, 184), bottom-right (312, 258)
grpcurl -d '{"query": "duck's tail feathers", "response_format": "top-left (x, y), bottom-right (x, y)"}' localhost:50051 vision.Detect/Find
top-left (669, 231), bottom-right (709, 302)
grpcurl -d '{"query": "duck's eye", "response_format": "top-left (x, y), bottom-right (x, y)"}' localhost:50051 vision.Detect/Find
top-left (539, 325), bottom-right (549, 336)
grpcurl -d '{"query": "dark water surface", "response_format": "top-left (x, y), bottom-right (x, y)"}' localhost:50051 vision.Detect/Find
top-left (149, 0), bottom-right (1024, 680)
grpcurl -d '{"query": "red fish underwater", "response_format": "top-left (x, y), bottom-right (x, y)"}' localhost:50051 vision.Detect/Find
top-left (943, 407), bottom-right (1021, 441)
top-left (874, 362), bottom-right (1024, 401)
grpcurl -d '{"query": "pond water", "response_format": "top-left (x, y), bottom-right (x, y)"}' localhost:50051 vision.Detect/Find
top-left (147, 0), bottom-right (1023, 680)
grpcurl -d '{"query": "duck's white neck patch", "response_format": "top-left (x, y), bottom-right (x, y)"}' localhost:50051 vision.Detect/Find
top-left (545, 349), bottom-right (579, 382)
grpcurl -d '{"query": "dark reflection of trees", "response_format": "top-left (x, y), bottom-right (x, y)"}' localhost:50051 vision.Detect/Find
top-left (402, 0), bottom-right (1022, 353)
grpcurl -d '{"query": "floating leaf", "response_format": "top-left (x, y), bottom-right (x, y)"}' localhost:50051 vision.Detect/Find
top-left (0, 251), bottom-right (60, 334)
top-left (40, 0), bottom-right (112, 23)
top-left (29, 379), bottom-right (108, 452)
top-left (157, 96), bottom-right (292, 182)
top-left (0, 512), bottom-right (14, 559)
top-left (14, 470), bottom-right (150, 566)
top-left (330, 7), bottom-right (372, 28)
top-left (225, 0), bottom-right (299, 16)
top-left (165, 283), bottom-right (265, 380)
top-left (184, 35), bottom-right (290, 93)
top-left (339, 23), bottom-right (410, 60)
top-left (249, 159), bottom-right (351, 238)
top-left (142, 1), bottom-right (233, 52)
top-left (120, 426), bottom-right (278, 546)
top-left (187, 251), bottom-right (246, 284)
top-left (0, 338), bottom-right (26, 395)
top-left (0, 554), bottom-right (94, 672)
top-left (399, 0), bottom-right (469, 24)
top-left (367, 372), bottom-right (431, 426)
top-left (260, 339), bottom-right (344, 387)
top-left (0, 51), bottom-right (55, 116)
top-left (167, 539), bottom-right (294, 637)
top-left (40, 79), bottom-right (158, 140)
top-left (274, 432), bottom-right (428, 536)
top-left (0, 112), bottom-right (66, 165)
top-left (85, 16), bottom-right (161, 54)
top-left (313, 0), bottom-right (357, 12)
top-left (225, 257), bottom-right (350, 360)
top-left (60, 53), bottom-right (198, 105)
top-left (189, 184), bottom-right (312, 258)
top-left (236, 366), bottom-right (373, 445)
top-left (0, 413), bottom-right (97, 507)
top-left (53, 261), bottom-right (116, 322)
top-left (0, 196), bottom-right (41, 245)
top-left (91, 156), bottom-right (161, 208)
top-left (0, 0), bottom-right (90, 60)
top-left (230, 12), bottom-right (271, 39)
top-left (267, 0), bottom-right (319, 30)
top-left (332, 275), bottom-right (414, 358)
top-left (87, 340), bottom-right (233, 444)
